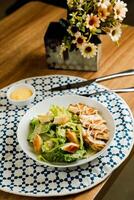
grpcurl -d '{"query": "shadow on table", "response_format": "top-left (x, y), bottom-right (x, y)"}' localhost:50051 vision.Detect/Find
top-left (20, 53), bottom-right (46, 68)
top-left (95, 147), bottom-right (134, 200)
top-left (16, 53), bottom-right (48, 76)
top-left (0, 53), bottom-right (48, 87)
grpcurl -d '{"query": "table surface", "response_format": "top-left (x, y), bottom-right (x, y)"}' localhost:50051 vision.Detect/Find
top-left (0, 1), bottom-right (134, 200)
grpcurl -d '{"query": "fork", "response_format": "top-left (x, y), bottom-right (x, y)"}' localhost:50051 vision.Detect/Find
top-left (78, 87), bottom-right (134, 97)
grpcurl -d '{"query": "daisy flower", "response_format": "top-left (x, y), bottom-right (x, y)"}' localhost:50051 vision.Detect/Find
top-left (78, 0), bottom-right (84, 7)
top-left (107, 4), bottom-right (113, 15)
top-left (85, 14), bottom-right (100, 31)
top-left (98, 7), bottom-right (109, 22)
top-left (67, 26), bottom-right (77, 36)
top-left (73, 32), bottom-right (86, 48)
top-left (80, 43), bottom-right (97, 59)
top-left (114, 0), bottom-right (128, 21)
top-left (76, 0), bottom-right (84, 11)
top-left (108, 25), bottom-right (122, 42)
top-left (79, 0), bottom-right (84, 4)
top-left (67, 0), bottom-right (74, 8)
top-left (97, 0), bottom-right (111, 9)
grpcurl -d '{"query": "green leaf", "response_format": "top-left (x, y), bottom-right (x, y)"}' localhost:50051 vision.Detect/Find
top-left (27, 123), bottom-right (42, 142)
top-left (41, 148), bottom-right (66, 162)
top-left (41, 123), bottom-right (52, 133)
top-left (95, 29), bottom-right (102, 34)
top-left (30, 118), bottom-right (40, 128)
top-left (64, 149), bottom-right (86, 162)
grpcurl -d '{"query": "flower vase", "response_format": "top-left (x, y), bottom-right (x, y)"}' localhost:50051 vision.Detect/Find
top-left (44, 0), bottom-right (127, 72)
top-left (44, 22), bottom-right (100, 71)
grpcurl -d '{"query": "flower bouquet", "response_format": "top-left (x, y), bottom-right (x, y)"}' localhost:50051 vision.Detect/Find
top-left (45, 0), bottom-right (127, 71)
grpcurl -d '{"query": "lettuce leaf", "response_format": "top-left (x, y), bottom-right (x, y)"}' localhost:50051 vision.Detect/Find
top-left (50, 105), bottom-right (71, 118)
top-left (41, 123), bottom-right (52, 133)
top-left (61, 122), bottom-right (77, 131)
top-left (40, 148), bottom-right (66, 162)
top-left (56, 126), bottom-right (66, 138)
top-left (27, 123), bottom-right (41, 142)
top-left (30, 118), bottom-right (40, 128)
top-left (42, 138), bottom-right (65, 152)
top-left (64, 149), bottom-right (86, 162)
top-left (39, 147), bottom-right (86, 163)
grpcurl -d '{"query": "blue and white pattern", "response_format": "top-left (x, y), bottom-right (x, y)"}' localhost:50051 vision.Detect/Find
top-left (0, 75), bottom-right (134, 197)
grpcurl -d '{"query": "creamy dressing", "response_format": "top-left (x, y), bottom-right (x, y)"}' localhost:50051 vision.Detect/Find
top-left (10, 87), bottom-right (33, 100)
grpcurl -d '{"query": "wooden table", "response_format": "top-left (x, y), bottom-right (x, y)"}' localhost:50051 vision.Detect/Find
top-left (0, 1), bottom-right (134, 200)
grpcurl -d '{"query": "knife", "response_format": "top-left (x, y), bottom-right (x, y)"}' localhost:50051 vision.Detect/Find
top-left (50, 69), bottom-right (134, 91)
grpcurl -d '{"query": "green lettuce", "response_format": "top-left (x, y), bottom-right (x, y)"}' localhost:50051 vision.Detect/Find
top-left (50, 105), bottom-right (71, 119)
top-left (39, 148), bottom-right (86, 163)
top-left (27, 121), bottom-right (41, 142)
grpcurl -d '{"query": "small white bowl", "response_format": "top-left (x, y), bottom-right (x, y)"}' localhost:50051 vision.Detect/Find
top-left (7, 83), bottom-right (35, 106)
top-left (17, 94), bottom-right (115, 168)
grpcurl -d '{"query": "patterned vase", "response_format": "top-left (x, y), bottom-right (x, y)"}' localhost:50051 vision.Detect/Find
top-left (44, 22), bottom-right (101, 71)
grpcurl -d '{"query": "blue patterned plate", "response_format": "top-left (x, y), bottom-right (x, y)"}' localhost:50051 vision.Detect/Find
top-left (0, 75), bottom-right (134, 197)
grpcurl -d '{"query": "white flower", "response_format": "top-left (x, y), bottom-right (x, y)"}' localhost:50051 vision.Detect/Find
top-left (114, 0), bottom-right (128, 21)
top-left (79, 0), bottom-right (84, 4)
top-left (85, 14), bottom-right (100, 31)
top-left (97, 0), bottom-right (111, 9)
top-left (78, 0), bottom-right (84, 6)
top-left (98, 7), bottom-right (109, 21)
top-left (80, 43), bottom-right (97, 59)
top-left (107, 4), bottom-right (114, 15)
top-left (77, 1), bottom-right (84, 11)
top-left (108, 25), bottom-right (122, 42)
top-left (73, 32), bottom-right (86, 48)
top-left (67, 0), bottom-right (74, 8)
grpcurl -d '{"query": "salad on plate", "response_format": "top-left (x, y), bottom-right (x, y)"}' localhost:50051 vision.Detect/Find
top-left (27, 103), bottom-right (110, 163)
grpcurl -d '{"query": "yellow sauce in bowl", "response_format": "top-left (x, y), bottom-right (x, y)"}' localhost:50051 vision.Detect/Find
top-left (10, 87), bottom-right (33, 101)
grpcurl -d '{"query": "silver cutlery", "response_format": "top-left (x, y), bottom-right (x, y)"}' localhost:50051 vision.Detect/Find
top-left (79, 87), bottom-right (134, 97)
top-left (50, 69), bottom-right (134, 91)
